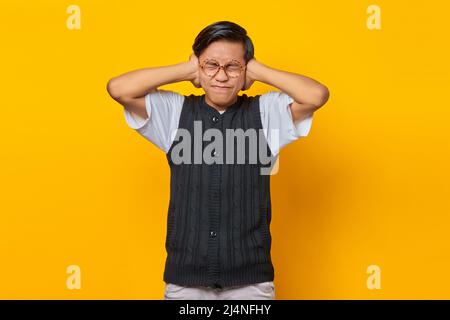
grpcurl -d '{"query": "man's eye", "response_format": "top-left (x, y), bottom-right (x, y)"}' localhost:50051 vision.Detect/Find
top-left (205, 63), bottom-right (219, 68)
top-left (226, 64), bottom-right (241, 71)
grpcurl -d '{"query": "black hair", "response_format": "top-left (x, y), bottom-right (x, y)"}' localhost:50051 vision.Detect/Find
top-left (192, 21), bottom-right (254, 63)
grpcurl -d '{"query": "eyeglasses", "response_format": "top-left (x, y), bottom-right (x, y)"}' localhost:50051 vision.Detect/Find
top-left (200, 58), bottom-right (246, 78)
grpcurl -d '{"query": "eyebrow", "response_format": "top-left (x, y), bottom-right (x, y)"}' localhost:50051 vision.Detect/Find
top-left (204, 58), bottom-right (243, 65)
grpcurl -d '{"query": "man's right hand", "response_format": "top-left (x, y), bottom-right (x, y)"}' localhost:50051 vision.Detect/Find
top-left (188, 53), bottom-right (201, 88)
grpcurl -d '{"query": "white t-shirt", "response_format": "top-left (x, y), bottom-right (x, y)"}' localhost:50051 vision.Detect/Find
top-left (123, 89), bottom-right (313, 157)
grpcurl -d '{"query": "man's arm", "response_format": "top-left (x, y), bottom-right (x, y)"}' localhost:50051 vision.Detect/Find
top-left (246, 59), bottom-right (330, 122)
top-left (106, 61), bottom-right (196, 119)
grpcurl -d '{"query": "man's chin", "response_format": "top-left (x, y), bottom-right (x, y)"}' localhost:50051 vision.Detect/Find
top-left (210, 95), bottom-right (236, 104)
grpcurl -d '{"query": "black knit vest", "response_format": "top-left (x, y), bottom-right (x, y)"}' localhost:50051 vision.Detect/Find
top-left (163, 93), bottom-right (275, 289)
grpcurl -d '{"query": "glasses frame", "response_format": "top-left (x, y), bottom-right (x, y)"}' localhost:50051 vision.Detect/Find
top-left (199, 58), bottom-right (246, 78)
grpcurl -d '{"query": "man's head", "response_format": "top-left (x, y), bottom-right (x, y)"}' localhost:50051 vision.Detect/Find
top-left (193, 21), bottom-right (254, 110)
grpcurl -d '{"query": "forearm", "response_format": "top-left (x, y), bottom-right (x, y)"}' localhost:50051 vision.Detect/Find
top-left (107, 62), bottom-right (194, 100)
top-left (250, 61), bottom-right (329, 107)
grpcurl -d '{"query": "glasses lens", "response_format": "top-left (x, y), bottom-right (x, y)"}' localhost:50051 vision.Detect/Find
top-left (225, 63), bottom-right (242, 77)
top-left (204, 61), bottom-right (220, 77)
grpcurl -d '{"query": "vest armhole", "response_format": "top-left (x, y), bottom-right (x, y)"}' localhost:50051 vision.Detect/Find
top-left (165, 94), bottom-right (195, 157)
top-left (250, 95), bottom-right (274, 159)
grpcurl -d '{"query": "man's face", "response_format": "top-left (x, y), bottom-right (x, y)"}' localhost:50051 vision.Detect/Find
top-left (198, 40), bottom-right (246, 109)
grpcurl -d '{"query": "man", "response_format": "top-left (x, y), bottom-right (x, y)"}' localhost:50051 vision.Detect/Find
top-left (107, 21), bottom-right (329, 300)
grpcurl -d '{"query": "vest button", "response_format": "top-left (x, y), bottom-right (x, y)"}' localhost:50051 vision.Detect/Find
top-left (211, 116), bottom-right (219, 123)
top-left (210, 231), bottom-right (217, 238)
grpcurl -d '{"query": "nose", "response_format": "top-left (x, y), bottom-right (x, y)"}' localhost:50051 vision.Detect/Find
top-left (214, 67), bottom-right (229, 81)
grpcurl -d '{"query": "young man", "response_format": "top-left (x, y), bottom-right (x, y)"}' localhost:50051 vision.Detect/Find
top-left (107, 21), bottom-right (329, 300)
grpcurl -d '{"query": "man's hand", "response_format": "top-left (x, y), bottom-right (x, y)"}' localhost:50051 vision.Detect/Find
top-left (242, 58), bottom-right (258, 91)
top-left (188, 53), bottom-right (201, 88)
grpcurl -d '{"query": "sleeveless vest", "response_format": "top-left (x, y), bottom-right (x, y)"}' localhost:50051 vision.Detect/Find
top-left (163, 93), bottom-right (275, 289)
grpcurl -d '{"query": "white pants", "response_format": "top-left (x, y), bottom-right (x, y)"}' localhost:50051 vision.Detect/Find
top-left (164, 281), bottom-right (275, 300)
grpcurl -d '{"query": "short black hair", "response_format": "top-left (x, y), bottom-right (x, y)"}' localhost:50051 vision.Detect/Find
top-left (193, 21), bottom-right (254, 63)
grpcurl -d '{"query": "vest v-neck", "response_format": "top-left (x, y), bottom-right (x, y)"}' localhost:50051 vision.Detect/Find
top-left (200, 94), bottom-right (243, 116)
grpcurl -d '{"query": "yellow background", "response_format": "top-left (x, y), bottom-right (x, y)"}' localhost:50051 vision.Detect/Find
top-left (1, 0), bottom-right (449, 299)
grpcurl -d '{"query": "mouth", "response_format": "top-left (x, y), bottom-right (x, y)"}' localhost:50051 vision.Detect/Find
top-left (211, 86), bottom-right (231, 92)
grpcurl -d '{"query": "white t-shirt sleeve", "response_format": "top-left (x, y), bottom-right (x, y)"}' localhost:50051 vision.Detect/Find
top-left (123, 89), bottom-right (185, 153)
top-left (259, 90), bottom-right (313, 157)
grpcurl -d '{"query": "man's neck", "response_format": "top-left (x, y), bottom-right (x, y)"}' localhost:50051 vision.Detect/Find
top-left (205, 95), bottom-right (238, 113)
